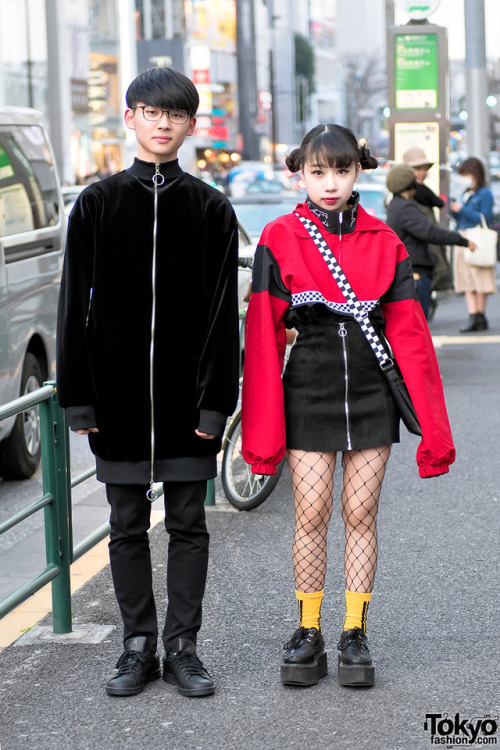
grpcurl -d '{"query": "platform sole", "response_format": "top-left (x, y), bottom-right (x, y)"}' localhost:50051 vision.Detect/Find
top-left (337, 655), bottom-right (374, 687)
top-left (281, 650), bottom-right (328, 686)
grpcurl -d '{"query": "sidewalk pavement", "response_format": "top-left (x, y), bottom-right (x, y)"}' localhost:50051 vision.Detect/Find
top-left (0, 289), bottom-right (499, 750)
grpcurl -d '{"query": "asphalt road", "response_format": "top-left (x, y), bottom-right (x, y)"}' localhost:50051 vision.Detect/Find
top-left (0, 287), bottom-right (499, 750)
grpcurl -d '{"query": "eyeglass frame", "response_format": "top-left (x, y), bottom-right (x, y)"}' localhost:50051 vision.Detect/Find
top-left (133, 105), bottom-right (191, 124)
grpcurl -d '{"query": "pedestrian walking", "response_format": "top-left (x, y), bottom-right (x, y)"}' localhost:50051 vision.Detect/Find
top-left (402, 147), bottom-right (453, 297)
top-left (385, 163), bottom-right (475, 319)
top-left (241, 124), bottom-right (455, 689)
top-left (450, 156), bottom-right (496, 332)
top-left (56, 66), bottom-right (239, 698)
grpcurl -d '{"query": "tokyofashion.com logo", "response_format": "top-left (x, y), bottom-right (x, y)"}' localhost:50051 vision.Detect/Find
top-left (424, 713), bottom-right (498, 745)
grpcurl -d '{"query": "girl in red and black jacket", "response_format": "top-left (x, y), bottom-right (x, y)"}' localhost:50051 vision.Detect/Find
top-left (241, 124), bottom-right (455, 689)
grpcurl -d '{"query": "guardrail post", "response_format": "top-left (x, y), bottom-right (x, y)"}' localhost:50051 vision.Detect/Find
top-left (41, 381), bottom-right (73, 633)
top-left (205, 479), bottom-right (215, 506)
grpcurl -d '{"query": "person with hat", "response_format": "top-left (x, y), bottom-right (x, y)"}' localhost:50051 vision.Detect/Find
top-left (403, 147), bottom-right (453, 299)
top-left (386, 163), bottom-right (476, 319)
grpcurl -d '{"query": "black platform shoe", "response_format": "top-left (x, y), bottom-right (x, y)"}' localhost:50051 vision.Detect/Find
top-left (337, 628), bottom-right (374, 687)
top-left (106, 636), bottom-right (161, 696)
top-left (281, 627), bottom-right (328, 686)
top-left (163, 638), bottom-right (215, 697)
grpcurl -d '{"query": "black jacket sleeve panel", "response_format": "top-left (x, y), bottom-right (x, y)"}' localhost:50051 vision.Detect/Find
top-left (252, 243), bottom-right (292, 299)
top-left (196, 200), bottom-right (240, 421)
top-left (56, 192), bottom-right (97, 411)
top-left (380, 255), bottom-right (416, 305)
top-left (390, 197), bottom-right (468, 247)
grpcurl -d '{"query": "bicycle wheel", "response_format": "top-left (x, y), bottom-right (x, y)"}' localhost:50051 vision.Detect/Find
top-left (221, 411), bottom-right (284, 510)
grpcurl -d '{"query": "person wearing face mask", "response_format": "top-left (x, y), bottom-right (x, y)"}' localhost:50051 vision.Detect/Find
top-left (403, 147), bottom-right (453, 299)
top-left (450, 157), bottom-right (496, 332)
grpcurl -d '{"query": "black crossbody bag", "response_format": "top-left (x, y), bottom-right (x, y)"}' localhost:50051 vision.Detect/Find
top-left (296, 213), bottom-right (422, 437)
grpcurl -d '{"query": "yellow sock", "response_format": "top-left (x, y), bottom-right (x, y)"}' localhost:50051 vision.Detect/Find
top-left (343, 590), bottom-right (372, 632)
top-left (296, 589), bottom-right (324, 631)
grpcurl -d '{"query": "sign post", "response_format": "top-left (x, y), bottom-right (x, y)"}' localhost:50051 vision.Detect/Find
top-left (387, 22), bottom-right (449, 223)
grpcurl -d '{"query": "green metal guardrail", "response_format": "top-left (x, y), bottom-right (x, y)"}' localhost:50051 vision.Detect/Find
top-left (0, 380), bottom-right (216, 634)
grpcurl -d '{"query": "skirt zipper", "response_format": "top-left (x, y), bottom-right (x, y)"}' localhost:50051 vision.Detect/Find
top-left (338, 321), bottom-right (352, 450)
top-left (146, 163), bottom-right (164, 501)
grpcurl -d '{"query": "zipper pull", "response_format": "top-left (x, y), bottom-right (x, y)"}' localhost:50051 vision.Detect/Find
top-left (338, 211), bottom-right (343, 241)
top-left (338, 322), bottom-right (347, 337)
top-left (152, 163), bottom-right (165, 186)
top-left (146, 481), bottom-right (158, 502)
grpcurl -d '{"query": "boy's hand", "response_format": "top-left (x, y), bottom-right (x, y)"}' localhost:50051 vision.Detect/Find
top-left (74, 427), bottom-right (99, 435)
top-left (195, 430), bottom-right (217, 440)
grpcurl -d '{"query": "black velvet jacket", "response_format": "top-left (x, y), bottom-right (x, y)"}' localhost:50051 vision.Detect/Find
top-left (56, 158), bottom-right (239, 483)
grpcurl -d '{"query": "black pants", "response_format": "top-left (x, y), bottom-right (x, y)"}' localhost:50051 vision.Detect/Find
top-left (106, 481), bottom-right (209, 653)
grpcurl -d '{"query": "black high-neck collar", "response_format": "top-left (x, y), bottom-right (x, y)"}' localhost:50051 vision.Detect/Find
top-left (126, 157), bottom-right (183, 182)
top-left (306, 192), bottom-right (359, 234)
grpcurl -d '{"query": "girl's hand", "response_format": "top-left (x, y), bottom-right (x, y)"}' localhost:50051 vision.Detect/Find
top-left (195, 430), bottom-right (217, 439)
top-left (74, 427), bottom-right (99, 435)
top-left (467, 240), bottom-right (478, 251)
top-left (449, 200), bottom-right (462, 212)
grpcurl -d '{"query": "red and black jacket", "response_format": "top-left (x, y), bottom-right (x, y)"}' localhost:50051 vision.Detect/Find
top-left (241, 198), bottom-right (455, 478)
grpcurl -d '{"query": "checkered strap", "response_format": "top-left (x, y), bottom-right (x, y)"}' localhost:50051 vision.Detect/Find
top-left (295, 213), bottom-right (392, 369)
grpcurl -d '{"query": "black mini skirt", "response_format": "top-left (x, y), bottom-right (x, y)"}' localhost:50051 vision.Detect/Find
top-left (283, 311), bottom-right (400, 452)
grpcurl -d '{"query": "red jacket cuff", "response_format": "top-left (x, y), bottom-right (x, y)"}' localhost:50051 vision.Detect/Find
top-left (252, 462), bottom-right (277, 476)
top-left (418, 463), bottom-right (450, 478)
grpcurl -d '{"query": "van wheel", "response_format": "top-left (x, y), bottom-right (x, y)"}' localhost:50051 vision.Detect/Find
top-left (0, 354), bottom-right (43, 479)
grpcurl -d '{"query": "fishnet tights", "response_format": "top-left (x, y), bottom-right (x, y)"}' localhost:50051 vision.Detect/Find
top-left (287, 446), bottom-right (391, 594)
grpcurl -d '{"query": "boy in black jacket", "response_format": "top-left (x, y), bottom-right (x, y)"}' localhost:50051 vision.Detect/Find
top-left (386, 163), bottom-right (475, 319)
top-left (57, 67), bottom-right (239, 697)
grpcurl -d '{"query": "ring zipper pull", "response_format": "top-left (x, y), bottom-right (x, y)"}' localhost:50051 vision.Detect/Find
top-left (152, 163), bottom-right (165, 186)
top-left (146, 482), bottom-right (158, 502)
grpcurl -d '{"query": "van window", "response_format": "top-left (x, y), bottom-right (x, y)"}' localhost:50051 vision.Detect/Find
top-left (0, 124), bottom-right (60, 242)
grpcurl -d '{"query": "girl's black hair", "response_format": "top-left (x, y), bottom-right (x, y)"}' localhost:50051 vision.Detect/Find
top-left (126, 66), bottom-right (199, 116)
top-left (285, 124), bottom-right (379, 173)
top-left (458, 156), bottom-right (486, 189)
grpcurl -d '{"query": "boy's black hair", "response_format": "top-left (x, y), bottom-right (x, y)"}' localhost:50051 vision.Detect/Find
top-left (126, 66), bottom-right (199, 116)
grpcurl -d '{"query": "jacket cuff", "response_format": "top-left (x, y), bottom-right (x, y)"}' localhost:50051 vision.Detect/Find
top-left (252, 461), bottom-right (277, 476)
top-left (65, 405), bottom-right (97, 431)
top-left (198, 410), bottom-right (227, 437)
top-left (419, 463), bottom-right (450, 478)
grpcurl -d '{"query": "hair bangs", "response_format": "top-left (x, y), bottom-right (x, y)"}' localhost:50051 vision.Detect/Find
top-left (305, 130), bottom-right (359, 170)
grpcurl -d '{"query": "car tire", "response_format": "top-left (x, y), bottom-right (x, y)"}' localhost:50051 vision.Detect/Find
top-left (0, 353), bottom-right (43, 479)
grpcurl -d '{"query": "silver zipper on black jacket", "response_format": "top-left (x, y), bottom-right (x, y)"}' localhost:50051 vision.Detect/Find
top-left (338, 321), bottom-right (352, 450)
top-left (146, 163), bottom-right (165, 501)
top-left (337, 212), bottom-right (350, 447)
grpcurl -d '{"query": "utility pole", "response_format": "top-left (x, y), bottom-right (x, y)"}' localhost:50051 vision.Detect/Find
top-left (235, 0), bottom-right (260, 159)
top-left (464, 0), bottom-right (489, 170)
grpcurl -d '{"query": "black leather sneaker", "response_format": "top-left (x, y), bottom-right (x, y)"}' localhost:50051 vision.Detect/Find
top-left (337, 627), bottom-right (374, 687)
top-left (281, 627), bottom-right (328, 686)
top-left (106, 636), bottom-right (161, 696)
top-left (163, 638), bottom-right (215, 697)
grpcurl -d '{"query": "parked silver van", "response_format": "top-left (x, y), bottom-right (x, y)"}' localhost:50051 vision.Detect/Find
top-left (0, 107), bottom-right (65, 478)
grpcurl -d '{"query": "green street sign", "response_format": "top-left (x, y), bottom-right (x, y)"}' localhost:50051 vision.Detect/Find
top-left (395, 33), bottom-right (439, 109)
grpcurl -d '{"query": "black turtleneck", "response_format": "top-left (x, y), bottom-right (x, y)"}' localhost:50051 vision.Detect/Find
top-left (126, 157), bottom-right (184, 182)
top-left (306, 192), bottom-right (359, 235)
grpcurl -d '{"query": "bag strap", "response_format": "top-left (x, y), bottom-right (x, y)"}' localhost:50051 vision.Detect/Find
top-left (295, 213), bottom-right (393, 371)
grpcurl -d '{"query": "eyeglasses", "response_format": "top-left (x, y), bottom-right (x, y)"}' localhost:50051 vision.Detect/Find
top-left (135, 106), bottom-right (189, 124)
